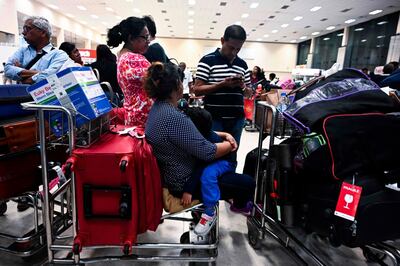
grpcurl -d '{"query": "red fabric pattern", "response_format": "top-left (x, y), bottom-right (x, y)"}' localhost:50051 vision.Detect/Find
top-left (117, 52), bottom-right (152, 128)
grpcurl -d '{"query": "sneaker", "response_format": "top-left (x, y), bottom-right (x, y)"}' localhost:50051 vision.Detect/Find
top-left (194, 213), bottom-right (217, 236)
top-left (229, 201), bottom-right (253, 216)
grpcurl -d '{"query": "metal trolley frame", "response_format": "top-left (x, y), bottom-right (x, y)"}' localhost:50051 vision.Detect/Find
top-left (246, 101), bottom-right (400, 266)
top-left (22, 101), bottom-right (219, 265)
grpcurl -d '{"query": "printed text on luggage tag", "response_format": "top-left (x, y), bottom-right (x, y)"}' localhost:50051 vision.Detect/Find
top-left (334, 182), bottom-right (362, 221)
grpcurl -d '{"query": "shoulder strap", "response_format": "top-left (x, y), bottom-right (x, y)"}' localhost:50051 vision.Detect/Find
top-left (25, 47), bottom-right (55, 70)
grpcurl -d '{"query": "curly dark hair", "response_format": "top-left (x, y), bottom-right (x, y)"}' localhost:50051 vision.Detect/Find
top-left (144, 62), bottom-right (183, 100)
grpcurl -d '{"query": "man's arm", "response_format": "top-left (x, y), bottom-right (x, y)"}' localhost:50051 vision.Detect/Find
top-left (4, 48), bottom-right (25, 81)
top-left (193, 77), bottom-right (245, 96)
top-left (31, 51), bottom-right (69, 83)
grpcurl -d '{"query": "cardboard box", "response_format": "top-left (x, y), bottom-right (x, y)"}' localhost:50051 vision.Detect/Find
top-left (27, 67), bottom-right (112, 136)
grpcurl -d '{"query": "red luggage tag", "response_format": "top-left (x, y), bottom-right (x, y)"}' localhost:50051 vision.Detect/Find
top-left (334, 182), bottom-right (362, 221)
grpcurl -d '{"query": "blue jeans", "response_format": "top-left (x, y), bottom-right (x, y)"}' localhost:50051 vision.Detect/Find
top-left (212, 117), bottom-right (245, 162)
top-left (201, 160), bottom-right (236, 208)
top-left (211, 117), bottom-right (245, 146)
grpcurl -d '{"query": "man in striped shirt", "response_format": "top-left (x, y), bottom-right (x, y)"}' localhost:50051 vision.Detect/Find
top-left (194, 25), bottom-right (251, 151)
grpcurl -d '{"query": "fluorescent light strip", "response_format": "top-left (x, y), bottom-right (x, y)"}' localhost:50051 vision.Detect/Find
top-left (271, 29), bottom-right (278, 33)
top-left (345, 19), bottom-right (356, 24)
top-left (311, 31), bottom-right (320, 35)
top-left (299, 36), bottom-right (307, 39)
top-left (310, 6), bottom-right (321, 12)
top-left (281, 24), bottom-right (289, 28)
top-left (250, 2), bottom-right (259, 8)
top-left (188, 0), bottom-right (196, 5)
top-left (369, 9), bottom-right (382, 15)
top-left (293, 16), bottom-right (303, 21)
top-left (77, 5), bottom-right (87, 11)
top-left (242, 13), bottom-right (249, 18)
top-left (326, 26), bottom-right (335, 30)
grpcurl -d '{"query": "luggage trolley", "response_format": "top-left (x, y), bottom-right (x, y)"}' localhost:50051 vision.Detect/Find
top-left (246, 101), bottom-right (400, 265)
top-left (21, 101), bottom-right (219, 265)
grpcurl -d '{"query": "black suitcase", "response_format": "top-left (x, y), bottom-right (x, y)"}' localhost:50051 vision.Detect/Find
top-left (301, 176), bottom-right (400, 247)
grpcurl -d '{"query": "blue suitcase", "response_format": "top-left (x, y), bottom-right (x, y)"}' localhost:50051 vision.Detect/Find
top-left (0, 85), bottom-right (33, 119)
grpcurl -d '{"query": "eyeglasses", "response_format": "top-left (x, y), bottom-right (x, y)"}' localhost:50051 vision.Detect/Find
top-left (137, 35), bottom-right (151, 42)
top-left (22, 25), bottom-right (39, 33)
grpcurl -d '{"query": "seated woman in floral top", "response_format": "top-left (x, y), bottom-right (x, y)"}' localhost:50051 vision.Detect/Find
top-left (107, 16), bottom-right (152, 127)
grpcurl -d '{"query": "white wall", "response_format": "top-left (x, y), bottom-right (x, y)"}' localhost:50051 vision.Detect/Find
top-left (157, 37), bottom-right (297, 79)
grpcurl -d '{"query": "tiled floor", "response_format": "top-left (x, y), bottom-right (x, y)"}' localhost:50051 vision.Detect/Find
top-left (0, 129), bottom-right (398, 265)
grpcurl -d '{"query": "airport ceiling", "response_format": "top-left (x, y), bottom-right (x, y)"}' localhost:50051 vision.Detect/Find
top-left (35, 0), bottom-right (400, 43)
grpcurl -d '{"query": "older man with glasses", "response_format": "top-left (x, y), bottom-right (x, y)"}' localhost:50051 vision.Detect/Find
top-left (5, 16), bottom-right (69, 84)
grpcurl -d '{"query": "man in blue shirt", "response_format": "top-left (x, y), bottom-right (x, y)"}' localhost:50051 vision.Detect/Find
top-left (5, 16), bottom-right (69, 84)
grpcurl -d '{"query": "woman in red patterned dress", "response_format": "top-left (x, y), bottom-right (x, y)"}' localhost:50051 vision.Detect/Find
top-left (107, 17), bottom-right (152, 128)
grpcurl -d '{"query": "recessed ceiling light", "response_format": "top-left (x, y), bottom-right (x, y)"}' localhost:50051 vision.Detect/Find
top-left (189, 30), bottom-right (193, 34)
top-left (377, 35), bottom-right (385, 39)
top-left (242, 13), bottom-right (249, 18)
top-left (188, 25), bottom-right (194, 29)
top-left (369, 9), bottom-right (382, 15)
top-left (47, 4), bottom-right (59, 10)
top-left (105, 7), bottom-right (113, 12)
top-left (189, 35), bottom-right (193, 38)
top-left (271, 29), bottom-right (278, 33)
top-left (326, 26), bottom-right (335, 30)
top-left (290, 40), bottom-right (296, 43)
top-left (281, 24), bottom-right (289, 28)
top-left (188, 10), bottom-right (195, 16)
top-left (345, 19), bottom-right (356, 24)
top-left (250, 2), bottom-right (259, 8)
top-left (311, 31), bottom-right (320, 35)
top-left (310, 6), bottom-right (321, 12)
top-left (90, 14), bottom-right (99, 19)
top-left (300, 36), bottom-right (307, 39)
top-left (66, 13), bottom-right (74, 18)
top-left (293, 16), bottom-right (303, 21)
top-left (377, 21), bottom-right (388, 25)
top-left (133, 8), bottom-right (140, 13)
top-left (337, 33), bottom-right (344, 36)
top-left (323, 37), bottom-right (330, 41)
top-left (257, 38), bottom-right (262, 41)
top-left (235, 21), bottom-right (242, 25)
top-left (361, 39), bottom-right (367, 42)
top-left (263, 34), bottom-right (269, 37)
top-left (77, 5), bottom-right (87, 11)
top-left (354, 27), bottom-right (364, 31)
top-left (188, 0), bottom-right (196, 6)
top-left (188, 18), bottom-right (194, 23)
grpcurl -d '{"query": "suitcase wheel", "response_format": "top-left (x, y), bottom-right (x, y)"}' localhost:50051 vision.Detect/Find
top-left (123, 241), bottom-right (132, 255)
top-left (73, 243), bottom-right (81, 254)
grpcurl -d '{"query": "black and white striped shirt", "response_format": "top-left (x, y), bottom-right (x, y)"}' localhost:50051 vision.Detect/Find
top-left (196, 48), bottom-right (251, 119)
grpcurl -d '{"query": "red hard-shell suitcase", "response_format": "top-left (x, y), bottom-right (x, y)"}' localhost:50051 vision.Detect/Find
top-left (67, 131), bottom-right (162, 253)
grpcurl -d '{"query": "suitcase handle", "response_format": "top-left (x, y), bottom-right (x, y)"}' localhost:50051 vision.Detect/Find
top-left (83, 184), bottom-right (132, 219)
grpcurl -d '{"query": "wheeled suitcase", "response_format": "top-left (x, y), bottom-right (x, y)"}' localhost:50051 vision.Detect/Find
top-left (0, 147), bottom-right (41, 200)
top-left (67, 131), bottom-right (162, 254)
top-left (0, 117), bottom-right (37, 154)
top-left (0, 84), bottom-right (33, 119)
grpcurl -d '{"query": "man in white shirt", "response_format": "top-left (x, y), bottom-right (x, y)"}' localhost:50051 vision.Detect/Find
top-left (179, 62), bottom-right (193, 101)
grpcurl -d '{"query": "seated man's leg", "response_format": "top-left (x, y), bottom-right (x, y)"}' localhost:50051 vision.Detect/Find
top-left (218, 172), bottom-right (255, 213)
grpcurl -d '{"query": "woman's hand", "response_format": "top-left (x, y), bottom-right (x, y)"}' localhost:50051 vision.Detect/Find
top-left (181, 192), bottom-right (192, 207)
top-left (217, 132), bottom-right (238, 152)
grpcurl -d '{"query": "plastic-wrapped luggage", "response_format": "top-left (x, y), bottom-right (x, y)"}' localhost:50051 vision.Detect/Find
top-left (0, 84), bottom-right (33, 119)
top-left (67, 131), bottom-right (162, 252)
